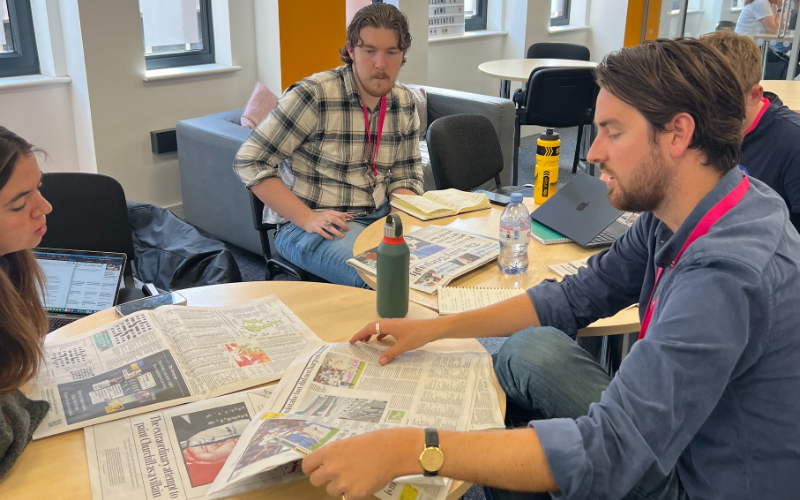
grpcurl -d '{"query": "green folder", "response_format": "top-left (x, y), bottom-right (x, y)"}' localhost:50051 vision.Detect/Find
top-left (530, 220), bottom-right (572, 245)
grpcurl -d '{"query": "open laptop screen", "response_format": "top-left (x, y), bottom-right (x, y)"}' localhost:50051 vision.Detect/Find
top-left (34, 248), bottom-right (126, 315)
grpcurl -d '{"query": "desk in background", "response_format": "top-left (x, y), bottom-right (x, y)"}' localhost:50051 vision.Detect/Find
top-left (7, 281), bottom-right (501, 500)
top-left (761, 79), bottom-right (800, 113)
top-left (354, 200), bottom-right (640, 338)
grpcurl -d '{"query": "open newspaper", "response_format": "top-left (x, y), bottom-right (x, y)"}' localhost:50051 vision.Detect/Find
top-left (390, 189), bottom-right (491, 220)
top-left (207, 342), bottom-right (504, 500)
top-left (30, 295), bottom-right (321, 439)
top-left (347, 226), bottom-right (499, 295)
top-left (83, 386), bottom-right (309, 500)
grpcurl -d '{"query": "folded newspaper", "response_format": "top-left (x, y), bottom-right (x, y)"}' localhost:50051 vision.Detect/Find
top-left (206, 342), bottom-right (505, 500)
top-left (347, 226), bottom-right (499, 295)
top-left (30, 295), bottom-right (321, 439)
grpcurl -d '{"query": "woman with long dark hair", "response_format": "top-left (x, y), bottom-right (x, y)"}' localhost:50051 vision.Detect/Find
top-left (0, 126), bottom-right (53, 477)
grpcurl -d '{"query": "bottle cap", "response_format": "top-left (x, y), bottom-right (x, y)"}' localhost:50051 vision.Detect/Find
top-left (541, 129), bottom-right (560, 141)
top-left (510, 192), bottom-right (523, 203)
top-left (384, 213), bottom-right (404, 238)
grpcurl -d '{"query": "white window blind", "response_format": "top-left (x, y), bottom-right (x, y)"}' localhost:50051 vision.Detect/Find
top-left (140, 0), bottom-right (199, 49)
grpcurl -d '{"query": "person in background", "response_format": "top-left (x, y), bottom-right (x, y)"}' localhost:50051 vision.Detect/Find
top-left (735, 0), bottom-right (783, 34)
top-left (300, 38), bottom-right (800, 500)
top-left (233, 3), bottom-right (423, 287)
top-left (0, 126), bottom-right (53, 478)
top-left (701, 31), bottom-right (800, 232)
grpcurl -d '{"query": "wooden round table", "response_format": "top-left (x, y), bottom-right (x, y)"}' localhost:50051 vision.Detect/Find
top-left (353, 201), bottom-right (640, 338)
top-left (761, 80), bottom-right (800, 114)
top-left (8, 281), bottom-right (500, 500)
top-left (478, 58), bottom-right (599, 98)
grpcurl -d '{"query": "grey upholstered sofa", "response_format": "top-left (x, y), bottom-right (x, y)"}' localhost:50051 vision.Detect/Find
top-left (176, 85), bottom-right (515, 255)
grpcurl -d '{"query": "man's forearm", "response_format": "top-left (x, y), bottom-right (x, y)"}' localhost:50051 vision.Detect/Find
top-left (393, 427), bottom-right (558, 493)
top-left (436, 294), bottom-right (541, 341)
top-left (251, 177), bottom-right (314, 228)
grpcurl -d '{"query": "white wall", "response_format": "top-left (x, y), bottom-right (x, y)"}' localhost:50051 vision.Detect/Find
top-left (74, 0), bottom-right (258, 207)
top-left (428, 35), bottom-right (505, 94)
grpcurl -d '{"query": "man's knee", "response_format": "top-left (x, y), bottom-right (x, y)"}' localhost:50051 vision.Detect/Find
top-left (493, 327), bottom-right (574, 397)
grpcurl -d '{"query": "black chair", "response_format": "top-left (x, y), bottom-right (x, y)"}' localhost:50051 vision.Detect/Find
top-left (526, 42), bottom-right (590, 61)
top-left (248, 191), bottom-right (327, 282)
top-left (716, 20), bottom-right (736, 31)
top-left (39, 172), bottom-right (149, 304)
top-left (512, 67), bottom-right (600, 184)
top-left (426, 114), bottom-right (521, 194)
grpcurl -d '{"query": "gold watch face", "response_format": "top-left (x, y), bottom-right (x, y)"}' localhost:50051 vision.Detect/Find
top-left (419, 447), bottom-right (444, 472)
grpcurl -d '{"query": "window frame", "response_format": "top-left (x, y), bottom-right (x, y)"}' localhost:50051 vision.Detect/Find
top-left (143, 0), bottom-right (215, 71)
top-left (0, 0), bottom-right (40, 78)
top-left (550, 0), bottom-right (571, 27)
top-left (465, 0), bottom-right (488, 32)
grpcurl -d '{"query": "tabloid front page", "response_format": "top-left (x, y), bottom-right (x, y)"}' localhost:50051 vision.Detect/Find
top-left (206, 342), bottom-right (505, 500)
top-left (347, 226), bottom-right (499, 295)
top-left (30, 295), bottom-right (321, 439)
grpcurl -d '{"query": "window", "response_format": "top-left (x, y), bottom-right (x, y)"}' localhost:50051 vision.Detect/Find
top-left (731, 0), bottom-right (743, 7)
top-left (465, 0), bottom-right (487, 31)
top-left (671, 0), bottom-right (703, 11)
top-left (139, 0), bottom-right (214, 70)
top-left (0, 0), bottom-right (39, 78)
top-left (550, 0), bottom-right (570, 27)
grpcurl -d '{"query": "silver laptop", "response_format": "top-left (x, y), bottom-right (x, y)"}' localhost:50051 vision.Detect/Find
top-left (34, 248), bottom-right (126, 332)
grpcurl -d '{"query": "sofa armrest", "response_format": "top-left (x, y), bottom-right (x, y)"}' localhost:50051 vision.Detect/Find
top-left (410, 85), bottom-right (516, 189)
top-left (177, 109), bottom-right (263, 255)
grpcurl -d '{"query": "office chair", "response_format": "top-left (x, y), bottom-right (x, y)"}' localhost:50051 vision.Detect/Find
top-left (512, 67), bottom-right (600, 184)
top-left (248, 191), bottom-right (327, 282)
top-left (426, 114), bottom-right (521, 193)
top-left (39, 172), bottom-right (149, 304)
top-left (526, 42), bottom-right (590, 61)
top-left (715, 20), bottom-right (736, 31)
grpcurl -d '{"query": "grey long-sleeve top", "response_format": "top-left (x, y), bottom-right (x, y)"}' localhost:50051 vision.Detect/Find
top-left (527, 168), bottom-right (800, 500)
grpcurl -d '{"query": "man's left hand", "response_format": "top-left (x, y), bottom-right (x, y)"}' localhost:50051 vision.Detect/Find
top-left (302, 428), bottom-right (422, 500)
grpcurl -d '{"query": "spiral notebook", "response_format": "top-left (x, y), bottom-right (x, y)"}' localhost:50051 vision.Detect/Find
top-left (530, 220), bottom-right (572, 245)
top-left (438, 286), bottom-right (527, 315)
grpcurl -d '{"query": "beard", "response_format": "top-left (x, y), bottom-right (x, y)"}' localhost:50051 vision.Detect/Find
top-left (604, 144), bottom-right (670, 213)
top-left (353, 62), bottom-right (394, 99)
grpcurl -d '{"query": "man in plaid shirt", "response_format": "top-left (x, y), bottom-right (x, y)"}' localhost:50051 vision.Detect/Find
top-left (234, 3), bottom-right (423, 287)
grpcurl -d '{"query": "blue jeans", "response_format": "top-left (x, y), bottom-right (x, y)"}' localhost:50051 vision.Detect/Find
top-left (274, 203), bottom-right (391, 288)
top-left (488, 327), bottom-right (687, 500)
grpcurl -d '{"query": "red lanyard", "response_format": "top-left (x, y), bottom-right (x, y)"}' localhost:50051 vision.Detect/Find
top-left (362, 96), bottom-right (387, 177)
top-left (638, 175), bottom-right (750, 340)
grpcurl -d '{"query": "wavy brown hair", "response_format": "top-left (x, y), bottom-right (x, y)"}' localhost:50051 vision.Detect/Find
top-left (0, 127), bottom-right (48, 394)
top-left (340, 3), bottom-right (412, 66)
top-left (594, 38), bottom-right (745, 174)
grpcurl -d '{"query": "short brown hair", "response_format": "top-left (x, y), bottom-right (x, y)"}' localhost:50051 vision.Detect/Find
top-left (700, 31), bottom-right (762, 91)
top-left (340, 3), bottom-right (412, 66)
top-left (0, 126), bottom-right (48, 394)
top-left (594, 38), bottom-right (745, 174)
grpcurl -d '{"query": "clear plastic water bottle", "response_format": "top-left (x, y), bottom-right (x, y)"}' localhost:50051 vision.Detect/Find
top-left (498, 192), bottom-right (530, 274)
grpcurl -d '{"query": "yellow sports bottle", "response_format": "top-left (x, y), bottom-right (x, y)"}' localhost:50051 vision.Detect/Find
top-left (533, 129), bottom-right (560, 205)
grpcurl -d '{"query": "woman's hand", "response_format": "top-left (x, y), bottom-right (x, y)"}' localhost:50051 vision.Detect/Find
top-left (350, 318), bottom-right (448, 365)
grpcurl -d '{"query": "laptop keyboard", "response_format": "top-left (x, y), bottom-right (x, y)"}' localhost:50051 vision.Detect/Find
top-left (49, 316), bottom-right (78, 333)
top-left (588, 228), bottom-right (618, 246)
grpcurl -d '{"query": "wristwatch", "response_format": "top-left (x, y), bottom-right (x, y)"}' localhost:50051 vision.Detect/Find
top-left (419, 428), bottom-right (444, 477)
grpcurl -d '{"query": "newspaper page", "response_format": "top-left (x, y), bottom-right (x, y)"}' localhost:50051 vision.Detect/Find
top-left (84, 386), bottom-right (307, 500)
top-left (30, 295), bottom-right (321, 439)
top-left (207, 342), bottom-right (499, 499)
top-left (347, 226), bottom-right (499, 295)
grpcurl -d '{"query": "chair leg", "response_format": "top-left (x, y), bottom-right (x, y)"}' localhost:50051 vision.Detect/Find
top-left (573, 125), bottom-right (584, 174)
top-left (513, 117), bottom-right (520, 185)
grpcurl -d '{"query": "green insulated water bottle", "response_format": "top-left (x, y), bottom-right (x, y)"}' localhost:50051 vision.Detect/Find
top-left (377, 214), bottom-right (410, 318)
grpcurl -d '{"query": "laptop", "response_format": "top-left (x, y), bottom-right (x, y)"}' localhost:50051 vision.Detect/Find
top-left (34, 248), bottom-right (126, 332)
top-left (530, 173), bottom-right (629, 248)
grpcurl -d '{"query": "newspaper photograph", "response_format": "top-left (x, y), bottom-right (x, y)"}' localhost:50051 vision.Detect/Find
top-left (347, 226), bottom-right (499, 294)
top-left (30, 295), bottom-right (322, 439)
top-left (84, 386), bottom-right (307, 500)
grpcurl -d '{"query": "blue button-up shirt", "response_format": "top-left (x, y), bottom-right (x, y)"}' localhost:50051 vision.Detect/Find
top-left (527, 167), bottom-right (800, 499)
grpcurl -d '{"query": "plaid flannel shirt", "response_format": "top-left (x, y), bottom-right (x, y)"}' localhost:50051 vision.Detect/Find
top-left (234, 64), bottom-right (424, 216)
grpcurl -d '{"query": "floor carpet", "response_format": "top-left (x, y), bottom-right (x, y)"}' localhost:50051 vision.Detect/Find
top-left (225, 126), bottom-right (595, 500)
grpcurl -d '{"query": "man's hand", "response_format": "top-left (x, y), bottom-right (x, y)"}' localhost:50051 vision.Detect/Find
top-left (350, 318), bottom-right (447, 365)
top-left (303, 210), bottom-right (355, 240)
top-left (303, 428), bottom-right (422, 500)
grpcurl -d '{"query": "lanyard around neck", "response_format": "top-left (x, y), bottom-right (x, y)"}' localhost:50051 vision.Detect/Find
top-left (362, 96), bottom-right (387, 178)
top-left (638, 174), bottom-right (751, 340)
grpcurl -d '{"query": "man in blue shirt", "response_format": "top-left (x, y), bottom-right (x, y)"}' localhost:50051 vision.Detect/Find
top-left (702, 31), bottom-right (800, 233)
top-left (300, 39), bottom-right (800, 500)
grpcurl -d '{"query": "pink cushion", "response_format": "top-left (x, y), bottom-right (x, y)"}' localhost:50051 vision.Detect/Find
top-left (241, 82), bottom-right (279, 129)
